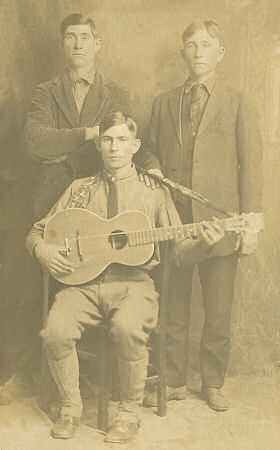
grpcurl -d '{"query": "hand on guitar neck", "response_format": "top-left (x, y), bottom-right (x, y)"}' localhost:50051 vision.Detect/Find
top-left (200, 220), bottom-right (225, 250)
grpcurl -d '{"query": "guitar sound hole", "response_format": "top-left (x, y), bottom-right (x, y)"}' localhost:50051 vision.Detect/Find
top-left (108, 230), bottom-right (128, 250)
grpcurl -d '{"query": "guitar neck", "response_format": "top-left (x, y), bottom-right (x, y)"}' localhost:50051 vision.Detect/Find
top-left (127, 221), bottom-right (208, 246)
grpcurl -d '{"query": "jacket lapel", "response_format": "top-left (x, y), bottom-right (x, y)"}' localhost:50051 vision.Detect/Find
top-left (80, 72), bottom-right (110, 126)
top-left (197, 79), bottom-right (227, 135)
top-left (51, 72), bottom-right (80, 128)
top-left (168, 85), bottom-right (185, 146)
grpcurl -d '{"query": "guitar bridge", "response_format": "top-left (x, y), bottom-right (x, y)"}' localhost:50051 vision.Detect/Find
top-left (76, 231), bottom-right (84, 262)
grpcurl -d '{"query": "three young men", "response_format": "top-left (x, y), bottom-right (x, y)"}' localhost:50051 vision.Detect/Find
top-left (26, 111), bottom-right (227, 443)
top-left (139, 20), bottom-right (263, 411)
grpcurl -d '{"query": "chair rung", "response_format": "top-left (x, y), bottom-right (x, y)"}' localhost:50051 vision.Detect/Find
top-left (77, 349), bottom-right (98, 361)
top-left (145, 375), bottom-right (159, 385)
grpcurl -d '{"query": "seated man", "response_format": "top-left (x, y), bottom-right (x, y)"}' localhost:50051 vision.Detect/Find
top-left (26, 112), bottom-right (226, 444)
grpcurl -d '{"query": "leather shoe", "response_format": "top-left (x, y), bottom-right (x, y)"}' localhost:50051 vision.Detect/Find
top-left (0, 374), bottom-right (33, 405)
top-left (105, 413), bottom-right (140, 443)
top-left (51, 414), bottom-right (79, 439)
top-left (143, 385), bottom-right (187, 407)
top-left (201, 387), bottom-right (229, 411)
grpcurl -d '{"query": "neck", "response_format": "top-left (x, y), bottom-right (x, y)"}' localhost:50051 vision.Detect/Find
top-left (189, 69), bottom-right (216, 84)
top-left (104, 162), bottom-right (134, 179)
top-left (68, 62), bottom-right (95, 82)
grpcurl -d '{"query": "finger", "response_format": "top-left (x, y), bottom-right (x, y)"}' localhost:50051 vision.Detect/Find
top-left (138, 172), bottom-right (144, 182)
top-left (51, 258), bottom-right (74, 271)
top-left (56, 254), bottom-right (75, 268)
top-left (49, 263), bottom-right (73, 274)
top-left (143, 174), bottom-right (151, 188)
top-left (150, 178), bottom-right (156, 190)
top-left (234, 234), bottom-right (242, 252)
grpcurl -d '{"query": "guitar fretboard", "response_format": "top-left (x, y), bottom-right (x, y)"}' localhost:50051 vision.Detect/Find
top-left (127, 222), bottom-right (205, 246)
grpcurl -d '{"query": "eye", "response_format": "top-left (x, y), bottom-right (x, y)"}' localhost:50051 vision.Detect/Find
top-left (81, 33), bottom-right (91, 40)
top-left (102, 137), bottom-right (111, 143)
top-left (185, 43), bottom-right (195, 49)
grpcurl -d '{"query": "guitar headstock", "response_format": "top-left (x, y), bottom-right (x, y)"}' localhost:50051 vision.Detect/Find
top-left (224, 212), bottom-right (264, 233)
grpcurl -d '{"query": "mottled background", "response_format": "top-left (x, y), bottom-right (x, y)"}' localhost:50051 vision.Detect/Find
top-left (0, 0), bottom-right (279, 378)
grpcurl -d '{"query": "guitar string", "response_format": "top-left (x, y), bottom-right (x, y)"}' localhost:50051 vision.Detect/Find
top-left (63, 217), bottom-right (239, 244)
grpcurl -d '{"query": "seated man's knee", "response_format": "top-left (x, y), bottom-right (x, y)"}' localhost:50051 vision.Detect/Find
top-left (110, 312), bottom-right (151, 360)
top-left (40, 317), bottom-right (75, 360)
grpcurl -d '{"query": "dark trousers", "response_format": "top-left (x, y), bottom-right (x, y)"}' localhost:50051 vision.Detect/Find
top-left (166, 202), bottom-right (238, 388)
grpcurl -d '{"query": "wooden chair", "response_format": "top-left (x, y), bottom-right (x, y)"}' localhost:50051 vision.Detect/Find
top-left (40, 242), bottom-right (170, 432)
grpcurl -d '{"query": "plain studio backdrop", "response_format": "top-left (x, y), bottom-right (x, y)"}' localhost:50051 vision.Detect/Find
top-left (0, 0), bottom-right (279, 379)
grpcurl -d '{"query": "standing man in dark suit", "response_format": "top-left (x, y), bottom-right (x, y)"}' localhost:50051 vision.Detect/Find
top-left (24, 13), bottom-right (130, 221)
top-left (140, 20), bottom-right (263, 411)
top-left (0, 13), bottom-right (131, 404)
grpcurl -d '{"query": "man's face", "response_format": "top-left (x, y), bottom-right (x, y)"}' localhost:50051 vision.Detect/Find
top-left (181, 28), bottom-right (224, 80)
top-left (98, 124), bottom-right (140, 173)
top-left (62, 24), bottom-right (101, 70)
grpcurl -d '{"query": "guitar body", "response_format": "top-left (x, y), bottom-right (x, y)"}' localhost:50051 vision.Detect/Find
top-left (44, 209), bottom-right (154, 285)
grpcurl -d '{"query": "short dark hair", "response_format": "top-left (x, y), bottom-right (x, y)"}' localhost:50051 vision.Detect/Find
top-left (182, 20), bottom-right (222, 44)
top-left (99, 112), bottom-right (137, 136)
top-left (60, 14), bottom-right (96, 38)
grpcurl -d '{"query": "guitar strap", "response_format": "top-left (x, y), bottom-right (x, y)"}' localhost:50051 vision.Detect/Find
top-left (65, 172), bottom-right (102, 209)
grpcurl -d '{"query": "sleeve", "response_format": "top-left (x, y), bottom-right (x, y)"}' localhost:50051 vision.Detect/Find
top-left (236, 94), bottom-right (263, 212)
top-left (106, 83), bottom-right (131, 116)
top-left (155, 186), bottom-right (214, 266)
top-left (26, 182), bottom-right (76, 256)
top-left (23, 84), bottom-right (85, 162)
top-left (135, 95), bottom-right (162, 170)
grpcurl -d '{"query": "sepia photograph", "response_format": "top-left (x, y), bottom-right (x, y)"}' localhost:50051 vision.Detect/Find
top-left (0, 0), bottom-right (279, 449)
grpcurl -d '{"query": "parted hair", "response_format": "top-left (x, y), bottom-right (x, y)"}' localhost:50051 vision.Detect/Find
top-left (99, 112), bottom-right (137, 136)
top-left (60, 14), bottom-right (96, 37)
top-left (182, 20), bottom-right (222, 43)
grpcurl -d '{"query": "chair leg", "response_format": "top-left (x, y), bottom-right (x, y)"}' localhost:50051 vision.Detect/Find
top-left (156, 330), bottom-right (167, 417)
top-left (97, 328), bottom-right (111, 432)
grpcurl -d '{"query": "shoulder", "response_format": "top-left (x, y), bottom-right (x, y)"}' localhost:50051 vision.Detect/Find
top-left (70, 172), bottom-right (102, 193)
top-left (103, 76), bottom-right (128, 96)
top-left (214, 79), bottom-right (246, 104)
top-left (34, 75), bottom-right (62, 92)
top-left (153, 84), bottom-right (184, 105)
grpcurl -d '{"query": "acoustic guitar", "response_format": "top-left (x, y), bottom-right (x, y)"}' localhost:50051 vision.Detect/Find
top-left (44, 208), bottom-right (264, 285)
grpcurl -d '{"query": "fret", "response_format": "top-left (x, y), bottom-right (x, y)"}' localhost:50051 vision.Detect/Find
top-left (138, 230), bottom-right (143, 245)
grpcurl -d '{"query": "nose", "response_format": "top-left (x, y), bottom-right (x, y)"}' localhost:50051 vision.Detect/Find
top-left (111, 139), bottom-right (119, 151)
top-left (74, 36), bottom-right (83, 49)
top-left (194, 44), bottom-right (203, 58)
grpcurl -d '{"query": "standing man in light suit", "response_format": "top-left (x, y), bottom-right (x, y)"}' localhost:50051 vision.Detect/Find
top-left (140, 20), bottom-right (263, 411)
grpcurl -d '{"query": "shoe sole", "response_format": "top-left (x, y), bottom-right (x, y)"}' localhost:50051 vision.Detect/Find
top-left (144, 392), bottom-right (187, 408)
top-left (51, 432), bottom-right (76, 439)
top-left (201, 391), bottom-right (229, 412)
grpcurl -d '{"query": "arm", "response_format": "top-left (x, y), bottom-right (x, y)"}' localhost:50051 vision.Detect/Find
top-left (135, 95), bottom-right (163, 171)
top-left (236, 95), bottom-right (263, 255)
top-left (171, 222), bottom-right (225, 267)
top-left (23, 83), bottom-right (86, 162)
top-left (155, 187), bottom-right (224, 266)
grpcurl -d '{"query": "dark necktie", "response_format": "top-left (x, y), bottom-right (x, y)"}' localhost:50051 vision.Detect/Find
top-left (190, 84), bottom-right (203, 131)
top-left (107, 178), bottom-right (118, 219)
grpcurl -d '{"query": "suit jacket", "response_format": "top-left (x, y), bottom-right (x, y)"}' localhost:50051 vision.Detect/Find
top-left (24, 71), bottom-right (130, 220)
top-left (137, 78), bottom-right (263, 256)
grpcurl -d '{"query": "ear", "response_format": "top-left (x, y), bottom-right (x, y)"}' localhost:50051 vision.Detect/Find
top-left (180, 48), bottom-right (186, 62)
top-left (132, 138), bottom-right (141, 155)
top-left (94, 37), bottom-right (102, 53)
top-left (217, 46), bottom-right (225, 62)
top-left (95, 137), bottom-right (101, 152)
